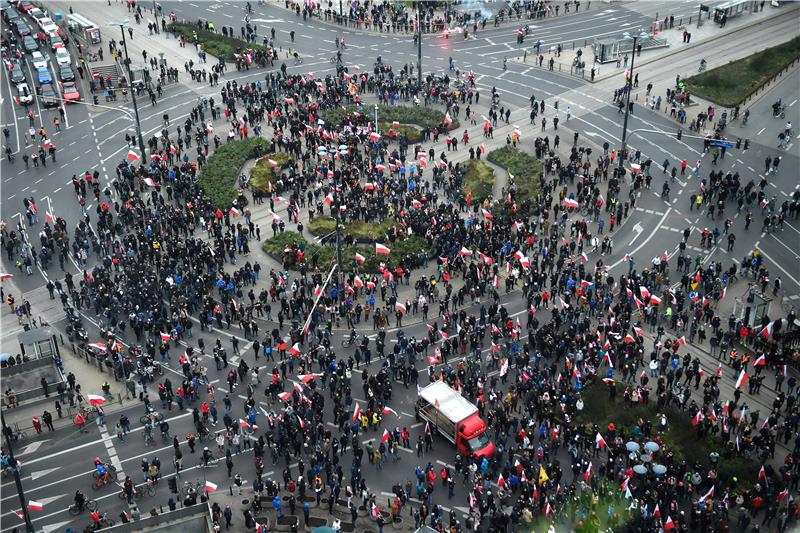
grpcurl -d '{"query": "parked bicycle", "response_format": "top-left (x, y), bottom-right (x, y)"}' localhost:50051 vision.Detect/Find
top-left (118, 481), bottom-right (156, 501)
top-left (69, 499), bottom-right (98, 515)
top-left (87, 512), bottom-right (115, 531)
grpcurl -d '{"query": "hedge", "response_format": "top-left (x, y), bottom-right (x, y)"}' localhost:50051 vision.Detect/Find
top-left (321, 104), bottom-right (459, 132)
top-left (308, 216), bottom-right (396, 241)
top-left (169, 22), bottom-right (268, 60)
top-left (262, 231), bottom-right (430, 273)
top-left (250, 152), bottom-right (294, 193)
top-left (486, 146), bottom-right (542, 205)
top-left (199, 137), bottom-right (271, 208)
top-left (462, 160), bottom-right (495, 202)
top-left (576, 381), bottom-right (760, 489)
top-left (685, 37), bottom-right (800, 107)
top-left (379, 122), bottom-right (422, 143)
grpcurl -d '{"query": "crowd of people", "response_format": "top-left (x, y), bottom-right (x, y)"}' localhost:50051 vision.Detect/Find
top-left (2, 27), bottom-right (799, 532)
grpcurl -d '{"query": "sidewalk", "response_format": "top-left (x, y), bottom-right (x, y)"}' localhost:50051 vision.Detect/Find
top-left (46, 0), bottom-right (210, 73)
top-left (509, 1), bottom-right (796, 87)
top-left (0, 286), bottom-right (137, 433)
top-left (280, 0), bottom-right (599, 38)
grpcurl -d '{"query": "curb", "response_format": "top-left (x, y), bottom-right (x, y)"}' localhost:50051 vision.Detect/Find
top-left (593, 5), bottom-right (800, 85)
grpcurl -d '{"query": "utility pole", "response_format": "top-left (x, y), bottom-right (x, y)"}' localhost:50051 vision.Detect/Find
top-left (374, 104), bottom-right (378, 131)
top-left (112, 20), bottom-right (146, 156)
top-left (417, 1), bottom-right (423, 88)
top-left (2, 412), bottom-right (35, 532)
top-left (618, 32), bottom-right (646, 181)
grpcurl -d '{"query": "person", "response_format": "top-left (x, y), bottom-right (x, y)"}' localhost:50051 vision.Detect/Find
top-left (202, 446), bottom-right (214, 466)
top-left (94, 457), bottom-right (111, 484)
top-left (772, 99), bottom-right (782, 116)
top-left (699, 58), bottom-right (707, 70)
top-left (74, 490), bottom-right (86, 511)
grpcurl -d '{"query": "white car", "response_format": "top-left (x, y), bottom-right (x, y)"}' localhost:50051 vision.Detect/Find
top-left (30, 50), bottom-right (47, 70)
top-left (16, 82), bottom-right (33, 105)
top-left (28, 7), bottom-right (46, 25)
top-left (54, 47), bottom-right (70, 66)
top-left (40, 19), bottom-right (58, 34)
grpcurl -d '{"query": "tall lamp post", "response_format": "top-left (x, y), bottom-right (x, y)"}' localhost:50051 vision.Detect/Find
top-left (110, 19), bottom-right (146, 156)
top-left (2, 412), bottom-right (35, 532)
top-left (617, 31), bottom-right (648, 180)
top-left (417, 1), bottom-right (423, 87)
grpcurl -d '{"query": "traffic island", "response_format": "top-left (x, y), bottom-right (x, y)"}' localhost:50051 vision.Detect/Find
top-left (262, 231), bottom-right (431, 273)
top-left (460, 160), bottom-right (495, 204)
top-left (169, 22), bottom-right (269, 62)
top-left (321, 104), bottom-right (459, 135)
top-left (307, 216), bottom-right (396, 243)
top-left (249, 152), bottom-right (295, 193)
top-left (575, 380), bottom-right (762, 489)
top-left (198, 137), bottom-right (271, 209)
top-left (684, 36), bottom-right (800, 107)
top-left (485, 146), bottom-right (543, 220)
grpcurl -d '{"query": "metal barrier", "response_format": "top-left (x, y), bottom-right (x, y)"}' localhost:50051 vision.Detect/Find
top-left (100, 499), bottom-right (215, 533)
top-left (740, 57), bottom-right (800, 107)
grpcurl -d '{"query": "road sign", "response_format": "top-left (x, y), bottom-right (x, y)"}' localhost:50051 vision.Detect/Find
top-left (711, 140), bottom-right (734, 148)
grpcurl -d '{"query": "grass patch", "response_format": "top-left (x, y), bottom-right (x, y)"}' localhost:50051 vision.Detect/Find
top-left (685, 37), bottom-right (800, 106)
top-left (486, 146), bottom-right (543, 204)
top-left (576, 381), bottom-right (760, 489)
top-left (199, 137), bottom-right (271, 208)
top-left (321, 105), bottom-right (459, 132)
top-left (462, 160), bottom-right (495, 202)
top-left (262, 231), bottom-right (430, 272)
top-left (306, 216), bottom-right (396, 241)
top-left (379, 122), bottom-right (422, 143)
top-left (169, 22), bottom-right (268, 60)
top-left (250, 152), bottom-right (294, 193)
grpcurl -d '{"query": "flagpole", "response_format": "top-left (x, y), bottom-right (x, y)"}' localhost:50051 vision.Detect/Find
top-left (1, 411), bottom-right (35, 532)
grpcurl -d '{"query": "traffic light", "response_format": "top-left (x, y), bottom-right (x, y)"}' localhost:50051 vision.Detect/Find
top-left (744, 139), bottom-right (750, 150)
top-left (736, 138), bottom-right (742, 149)
top-left (677, 129), bottom-right (682, 140)
top-left (168, 478), bottom-right (178, 493)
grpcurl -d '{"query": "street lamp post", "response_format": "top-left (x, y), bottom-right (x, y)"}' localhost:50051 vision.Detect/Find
top-left (417, 1), bottom-right (423, 87)
top-left (111, 20), bottom-right (146, 156)
top-left (1, 412), bottom-right (35, 532)
top-left (617, 31), bottom-right (648, 181)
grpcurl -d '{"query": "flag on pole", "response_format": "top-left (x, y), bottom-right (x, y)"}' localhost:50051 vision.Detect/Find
top-left (353, 403), bottom-right (363, 422)
top-left (205, 481), bottom-right (218, 492)
top-left (27, 501), bottom-right (44, 511)
top-left (381, 429), bottom-right (391, 443)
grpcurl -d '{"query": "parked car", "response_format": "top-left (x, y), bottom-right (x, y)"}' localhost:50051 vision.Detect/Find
top-left (30, 49), bottom-right (46, 69)
top-left (36, 65), bottom-right (51, 84)
top-left (54, 47), bottom-right (70, 66)
top-left (16, 0), bottom-right (34, 13)
top-left (10, 61), bottom-right (25, 84)
top-left (16, 81), bottom-right (32, 104)
top-left (3, 6), bottom-right (20, 24)
top-left (58, 64), bottom-right (74, 82)
top-left (48, 32), bottom-right (63, 50)
top-left (39, 82), bottom-right (57, 107)
top-left (40, 19), bottom-right (57, 35)
top-left (21, 34), bottom-right (37, 52)
top-left (15, 19), bottom-right (31, 36)
top-left (61, 81), bottom-right (79, 102)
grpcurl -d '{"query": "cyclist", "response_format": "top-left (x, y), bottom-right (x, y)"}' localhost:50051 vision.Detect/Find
top-left (90, 510), bottom-right (101, 525)
top-left (348, 328), bottom-right (357, 346)
top-left (336, 49), bottom-right (342, 64)
top-left (159, 420), bottom-right (170, 441)
top-left (785, 121), bottom-right (793, 136)
top-left (202, 447), bottom-right (214, 466)
top-left (94, 458), bottom-right (111, 484)
top-left (74, 490), bottom-right (86, 512)
top-left (122, 476), bottom-right (134, 504)
top-left (143, 421), bottom-right (153, 445)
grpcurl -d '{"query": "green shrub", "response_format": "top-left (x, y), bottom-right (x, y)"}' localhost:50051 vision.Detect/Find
top-left (307, 216), bottom-right (395, 241)
top-left (576, 381), bottom-right (760, 489)
top-left (169, 22), bottom-right (268, 60)
top-left (262, 231), bottom-right (430, 273)
top-left (199, 137), bottom-right (271, 208)
top-left (686, 36), bottom-right (800, 106)
top-left (321, 104), bottom-right (459, 132)
top-left (250, 152), bottom-right (294, 193)
top-left (462, 160), bottom-right (495, 202)
top-left (379, 122), bottom-right (422, 143)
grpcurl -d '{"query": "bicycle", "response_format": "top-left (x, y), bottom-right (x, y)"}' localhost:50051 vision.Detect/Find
top-left (87, 513), bottom-right (115, 531)
top-left (139, 411), bottom-right (165, 425)
top-left (92, 472), bottom-right (116, 491)
top-left (118, 481), bottom-right (156, 501)
top-left (91, 464), bottom-right (118, 482)
top-left (330, 56), bottom-right (343, 65)
top-left (341, 337), bottom-right (357, 349)
top-left (69, 499), bottom-right (98, 515)
top-left (79, 406), bottom-right (98, 422)
top-left (9, 429), bottom-right (27, 443)
top-left (293, 56), bottom-right (303, 66)
top-left (197, 455), bottom-right (217, 469)
top-left (179, 479), bottom-right (205, 500)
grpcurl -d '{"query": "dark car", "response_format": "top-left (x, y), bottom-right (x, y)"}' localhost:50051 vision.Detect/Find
top-left (22, 34), bottom-right (37, 52)
top-left (15, 19), bottom-right (31, 36)
top-left (39, 82), bottom-right (57, 107)
top-left (48, 33), bottom-right (63, 50)
top-left (10, 61), bottom-right (25, 84)
top-left (58, 64), bottom-right (74, 82)
top-left (3, 6), bottom-right (20, 24)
